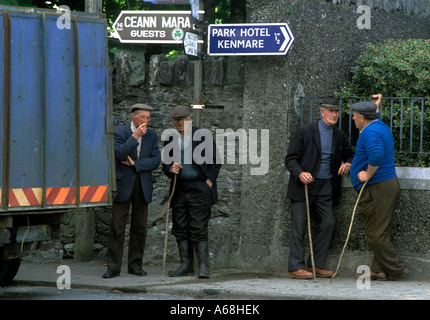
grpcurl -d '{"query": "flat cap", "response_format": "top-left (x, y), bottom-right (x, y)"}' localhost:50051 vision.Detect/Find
top-left (169, 105), bottom-right (190, 119)
top-left (350, 101), bottom-right (377, 116)
top-left (320, 95), bottom-right (341, 110)
top-left (131, 103), bottom-right (153, 113)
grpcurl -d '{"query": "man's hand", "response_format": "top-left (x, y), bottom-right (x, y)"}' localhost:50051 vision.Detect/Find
top-left (338, 162), bottom-right (351, 175)
top-left (169, 163), bottom-right (183, 175)
top-left (358, 165), bottom-right (379, 182)
top-left (121, 155), bottom-right (135, 167)
top-left (132, 122), bottom-right (147, 139)
top-left (357, 170), bottom-right (370, 182)
top-left (299, 172), bottom-right (314, 185)
top-left (206, 179), bottom-right (213, 188)
top-left (372, 94), bottom-right (383, 113)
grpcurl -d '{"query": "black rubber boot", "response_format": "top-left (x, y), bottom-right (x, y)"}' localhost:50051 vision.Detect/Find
top-left (168, 240), bottom-right (194, 277)
top-left (195, 241), bottom-right (210, 279)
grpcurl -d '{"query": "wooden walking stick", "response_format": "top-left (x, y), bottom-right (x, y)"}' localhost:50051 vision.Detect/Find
top-left (305, 184), bottom-right (316, 282)
top-left (330, 181), bottom-right (368, 284)
top-left (161, 174), bottom-right (177, 281)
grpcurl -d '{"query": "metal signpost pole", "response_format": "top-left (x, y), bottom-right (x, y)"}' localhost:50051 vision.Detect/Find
top-left (193, 0), bottom-right (203, 129)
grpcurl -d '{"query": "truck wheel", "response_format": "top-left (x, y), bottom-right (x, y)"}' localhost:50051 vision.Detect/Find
top-left (0, 258), bottom-right (21, 286)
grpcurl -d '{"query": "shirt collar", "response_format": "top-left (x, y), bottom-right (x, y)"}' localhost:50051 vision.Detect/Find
top-left (360, 119), bottom-right (379, 134)
top-left (130, 121), bottom-right (137, 132)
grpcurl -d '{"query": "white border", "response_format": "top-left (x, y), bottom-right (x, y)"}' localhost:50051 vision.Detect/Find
top-left (112, 10), bottom-right (205, 44)
top-left (207, 23), bottom-right (295, 56)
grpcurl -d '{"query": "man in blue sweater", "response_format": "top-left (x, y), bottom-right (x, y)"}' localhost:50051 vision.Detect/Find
top-left (350, 94), bottom-right (406, 280)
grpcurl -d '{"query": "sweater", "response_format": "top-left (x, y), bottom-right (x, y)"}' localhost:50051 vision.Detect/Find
top-left (350, 119), bottom-right (397, 191)
top-left (317, 119), bottom-right (334, 179)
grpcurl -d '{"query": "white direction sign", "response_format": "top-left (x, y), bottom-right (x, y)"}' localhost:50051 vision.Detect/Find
top-left (113, 10), bottom-right (204, 44)
top-left (184, 32), bottom-right (198, 56)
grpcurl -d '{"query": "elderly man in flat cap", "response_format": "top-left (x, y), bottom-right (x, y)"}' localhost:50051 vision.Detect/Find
top-left (103, 104), bottom-right (161, 279)
top-left (162, 105), bottom-right (221, 279)
top-left (285, 96), bottom-right (355, 279)
top-left (350, 94), bottom-right (407, 280)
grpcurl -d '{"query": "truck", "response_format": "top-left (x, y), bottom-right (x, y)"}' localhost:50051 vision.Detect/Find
top-left (0, 5), bottom-right (114, 285)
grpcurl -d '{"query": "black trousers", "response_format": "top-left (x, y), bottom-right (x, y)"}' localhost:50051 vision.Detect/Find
top-left (288, 179), bottom-right (335, 271)
top-left (171, 179), bottom-right (213, 242)
top-left (106, 174), bottom-right (148, 272)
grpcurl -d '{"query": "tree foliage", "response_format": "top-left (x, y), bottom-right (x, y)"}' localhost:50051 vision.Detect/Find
top-left (338, 39), bottom-right (430, 98)
top-left (337, 39), bottom-right (430, 167)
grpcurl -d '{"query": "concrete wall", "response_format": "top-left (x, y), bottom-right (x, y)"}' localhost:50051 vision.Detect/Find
top-left (239, 0), bottom-right (430, 279)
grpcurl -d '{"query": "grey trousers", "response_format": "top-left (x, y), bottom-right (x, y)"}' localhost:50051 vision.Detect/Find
top-left (288, 179), bottom-right (335, 271)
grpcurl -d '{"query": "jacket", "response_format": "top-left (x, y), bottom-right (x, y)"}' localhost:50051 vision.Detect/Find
top-left (113, 124), bottom-right (161, 203)
top-left (285, 121), bottom-right (354, 205)
top-left (162, 126), bottom-right (221, 205)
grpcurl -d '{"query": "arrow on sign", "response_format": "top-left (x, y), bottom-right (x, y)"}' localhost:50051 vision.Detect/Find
top-left (208, 23), bottom-right (294, 56)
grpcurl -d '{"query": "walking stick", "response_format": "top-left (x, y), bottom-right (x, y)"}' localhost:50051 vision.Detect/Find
top-left (305, 184), bottom-right (316, 282)
top-left (330, 181), bottom-right (368, 284)
top-left (161, 174), bottom-right (177, 281)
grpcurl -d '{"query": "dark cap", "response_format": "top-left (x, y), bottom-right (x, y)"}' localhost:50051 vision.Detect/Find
top-left (350, 101), bottom-right (377, 116)
top-left (169, 105), bottom-right (191, 119)
top-left (320, 96), bottom-right (341, 110)
top-left (131, 103), bottom-right (153, 113)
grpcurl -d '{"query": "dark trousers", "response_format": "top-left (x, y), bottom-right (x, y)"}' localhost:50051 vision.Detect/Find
top-left (106, 175), bottom-right (148, 272)
top-left (172, 179), bottom-right (213, 242)
top-left (359, 176), bottom-right (406, 276)
top-left (288, 179), bottom-right (335, 271)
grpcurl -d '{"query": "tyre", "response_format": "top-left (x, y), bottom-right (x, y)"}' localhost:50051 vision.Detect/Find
top-left (0, 258), bottom-right (21, 286)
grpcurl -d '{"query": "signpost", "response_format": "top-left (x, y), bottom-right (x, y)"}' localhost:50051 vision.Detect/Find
top-left (207, 23), bottom-right (294, 56)
top-left (112, 10), bottom-right (203, 44)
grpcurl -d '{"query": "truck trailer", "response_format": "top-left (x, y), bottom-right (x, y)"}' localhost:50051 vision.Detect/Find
top-left (0, 5), bottom-right (114, 285)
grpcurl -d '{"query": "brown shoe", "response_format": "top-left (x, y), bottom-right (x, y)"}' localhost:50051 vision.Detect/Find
top-left (387, 268), bottom-right (407, 281)
top-left (288, 269), bottom-right (314, 279)
top-left (356, 271), bottom-right (388, 280)
top-left (370, 271), bottom-right (388, 281)
top-left (306, 266), bottom-right (334, 278)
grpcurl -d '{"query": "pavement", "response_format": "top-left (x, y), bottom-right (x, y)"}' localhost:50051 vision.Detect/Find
top-left (10, 259), bottom-right (430, 300)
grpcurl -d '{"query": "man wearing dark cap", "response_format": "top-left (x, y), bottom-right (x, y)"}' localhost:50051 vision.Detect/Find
top-left (162, 105), bottom-right (221, 279)
top-left (350, 94), bottom-right (407, 280)
top-left (285, 96), bottom-right (355, 279)
top-left (103, 103), bottom-right (161, 278)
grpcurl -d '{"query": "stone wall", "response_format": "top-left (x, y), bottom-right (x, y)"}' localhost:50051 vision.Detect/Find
top-left (60, 50), bottom-right (246, 268)
top-left (56, 0), bottom-right (430, 279)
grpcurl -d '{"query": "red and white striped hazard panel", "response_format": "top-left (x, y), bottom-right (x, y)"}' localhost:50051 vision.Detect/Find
top-left (0, 185), bottom-right (108, 207)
